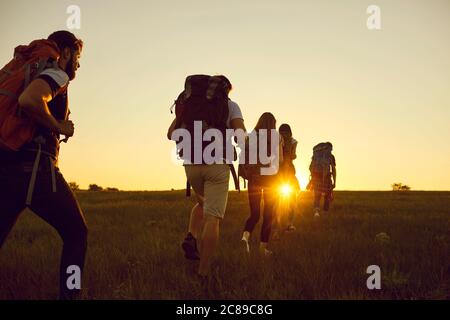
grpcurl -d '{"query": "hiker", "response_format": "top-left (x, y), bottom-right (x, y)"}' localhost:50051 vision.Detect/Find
top-left (307, 142), bottom-right (336, 217)
top-left (240, 112), bottom-right (283, 256)
top-left (276, 123), bottom-right (300, 232)
top-left (0, 31), bottom-right (86, 299)
top-left (167, 75), bottom-right (246, 277)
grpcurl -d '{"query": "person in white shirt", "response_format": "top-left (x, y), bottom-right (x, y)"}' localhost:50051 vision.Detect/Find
top-left (167, 75), bottom-right (246, 277)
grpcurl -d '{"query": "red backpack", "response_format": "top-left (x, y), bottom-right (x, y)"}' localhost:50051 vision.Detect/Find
top-left (0, 39), bottom-right (60, 151)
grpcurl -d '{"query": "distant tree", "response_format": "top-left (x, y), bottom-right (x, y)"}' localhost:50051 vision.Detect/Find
top-left (106, 187), bottom-right (119, 192)
top-left (88, 184), bottom-right (103, 191)
top-left (392, 182), bottom-right (411, 191)
top-left (392, 183), bottom-right (401, 191)
top-left (68, 182), bottom-right (80, 191)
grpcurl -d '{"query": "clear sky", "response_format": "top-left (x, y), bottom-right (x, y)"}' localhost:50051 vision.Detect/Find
top-left (1, 0), bottom-right (449, 190)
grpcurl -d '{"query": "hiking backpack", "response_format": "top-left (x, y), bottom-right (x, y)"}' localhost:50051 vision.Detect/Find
top-left (171, 74), bottom-right (231, 164)
top-left (237, 132), bottom-right (279, 188)
top-left (309, 142), bottom-right (333, 179)
top-left (170, 75), bottom-right (239, 194)
top-left (237, 136), bottom-right (252, 185)
top-left (0, 39), bottom-right (60, 151)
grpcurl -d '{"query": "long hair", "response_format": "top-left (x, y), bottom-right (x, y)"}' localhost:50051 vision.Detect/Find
top-left (279, 123), bottom-right (292, 141)
top-left (254, 112), bottom-right (277, 152)
top-left (254, 112), bottom-right (276, 131)
top-left (214, 75), bottom-right (232, 93)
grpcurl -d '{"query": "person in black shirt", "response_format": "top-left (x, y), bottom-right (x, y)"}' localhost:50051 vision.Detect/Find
top-left (0, 31), bottom-right (85, 300)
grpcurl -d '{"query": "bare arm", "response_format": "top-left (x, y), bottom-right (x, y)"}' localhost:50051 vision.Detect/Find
top-left (332, 166), bottom-right (337, 188)
top-left (291, 141), bottom-right (298, 160)
top-left (230, 118), bottom-right (246, 132)
top-left (279, 135), bottom-right (284, 164)
top-left (18, 79), bottom-right (73, 136)
top-left (167, 118), bottom-right (177, 140)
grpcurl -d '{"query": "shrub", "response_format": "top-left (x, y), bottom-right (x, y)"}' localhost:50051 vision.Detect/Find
top-left (88, 184), bottom-right (103, 191)
top-left (391, 183), bottom-right (411, 191)
top-left (68, 182), bottom-right (80, 191)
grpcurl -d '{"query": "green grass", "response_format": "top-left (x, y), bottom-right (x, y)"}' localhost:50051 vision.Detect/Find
top-left (0, 191), bottom-right (449, 299)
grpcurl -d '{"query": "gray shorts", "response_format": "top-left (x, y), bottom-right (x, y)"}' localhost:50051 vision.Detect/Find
top-left (184, 164), bottom-right (230, 219)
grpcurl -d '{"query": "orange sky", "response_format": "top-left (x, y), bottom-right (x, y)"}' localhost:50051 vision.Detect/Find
top-left (1, 0), bottom-right (449, 190)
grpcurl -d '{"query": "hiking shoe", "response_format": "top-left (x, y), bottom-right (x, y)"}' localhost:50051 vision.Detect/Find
top-left (314, 208), bottom-right (320, 218)
top-left (241, 239), bottom-right (250, 254)
top-left (182, 233), bottom-right (200, 260)
top-left (260, 248), bottom-right (273, 257)
top-left (271, 231), bottom-right (281, 241)
top-left (285, 225), bottom-right (296, 232)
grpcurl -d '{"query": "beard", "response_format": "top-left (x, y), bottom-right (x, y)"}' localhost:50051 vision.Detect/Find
top-left (65, 58), bottom-right (77, 80)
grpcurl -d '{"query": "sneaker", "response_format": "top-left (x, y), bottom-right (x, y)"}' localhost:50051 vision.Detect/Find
top-left (261, 248), bottom-right (273, 257)
top-left (285, 225), bottom-right (296, 232)
top-left (271, 231), bottom-right (281, 241)
top-left (182, 233), bottom-right (200, 260)
top-left (241, 239), bottom-right (250, 254)
top-left (314, 208), bottom-right (320, 218)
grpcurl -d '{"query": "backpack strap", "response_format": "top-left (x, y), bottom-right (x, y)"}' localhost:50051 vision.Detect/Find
top-left (1, 68), bottom-right (12, 74)
top-left (0, 68), bottom-right (12, 83)
top-left (23, 58), bottom-right (49, 89)
top-left (33, 58), bottom-right (49, 80)
top-left (25, 136), bottom-right (58, 205)
top-left (25, 142), bottom-right (41, 206)
top-left (229, 164), bottom-right (240, 192)
top-left (0, 89), bottom-right (18, 99)
top-left (186, 180), bottom-right (191, 197)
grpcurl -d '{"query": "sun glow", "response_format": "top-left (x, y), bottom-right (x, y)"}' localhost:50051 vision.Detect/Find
top-left (279, 184), bottom-right (292, 197)
top-left (297, 173), bottom-right (309, 191)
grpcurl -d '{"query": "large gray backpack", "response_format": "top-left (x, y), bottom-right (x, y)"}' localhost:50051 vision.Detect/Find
top-left (310, 142), bottom-right (333, 178)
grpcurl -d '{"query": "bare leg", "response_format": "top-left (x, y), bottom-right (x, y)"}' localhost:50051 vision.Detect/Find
top-left (188, 202), bottom-right (204, 239)
top-left (198, 216), bottom-right (220, 276)
top-left (259, 241), bottom-right (272, 256)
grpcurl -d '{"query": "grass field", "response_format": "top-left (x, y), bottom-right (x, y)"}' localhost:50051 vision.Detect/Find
top-left (0, 190), bottom-right (449, 300)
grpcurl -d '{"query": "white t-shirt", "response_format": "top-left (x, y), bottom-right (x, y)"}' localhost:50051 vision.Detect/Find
top-left (39, 68), bottom-right (69, 91)
top-left (226, 99), bottom-right (243, 128)
top-left (179, 99), bottom-right (243, 164)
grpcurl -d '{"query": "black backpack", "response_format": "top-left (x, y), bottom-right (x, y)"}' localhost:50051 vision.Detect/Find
top-left (172, 75), bottom-right (230, 164)
top-left (170, 75), bottom-right (239, 195)
top-left (238, 132), bottom-right (278, 188)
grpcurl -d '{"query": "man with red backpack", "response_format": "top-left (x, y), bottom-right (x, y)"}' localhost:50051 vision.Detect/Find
top-left (167, 75), bottom-right (246, 278)
top-left (0, 31), bottom-right (86, 299)
top-left (307, 142), bottom-right (337, 217)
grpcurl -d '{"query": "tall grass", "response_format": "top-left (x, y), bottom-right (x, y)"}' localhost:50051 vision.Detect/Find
top-left (0, 191), bottom-right (449, 299)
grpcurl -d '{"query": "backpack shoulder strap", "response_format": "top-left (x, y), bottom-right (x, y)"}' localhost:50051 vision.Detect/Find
top-left (229, 164), bottom-right (239, 192)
